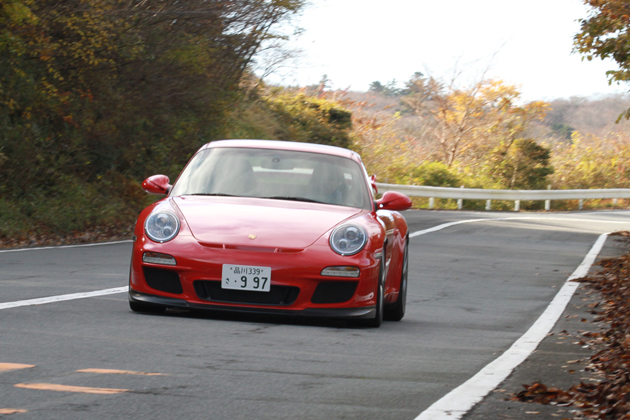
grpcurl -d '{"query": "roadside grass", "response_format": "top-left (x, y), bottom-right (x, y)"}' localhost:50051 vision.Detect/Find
top-left (0, 175), bottom-right (157, 249)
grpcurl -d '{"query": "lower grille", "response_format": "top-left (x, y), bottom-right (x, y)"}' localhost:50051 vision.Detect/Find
top-left (311, 281), bottom-right (358, 304)
top-left (193, 281), bottom-right (299, 305)
top-left (143, 267), bottom-right (183, 294)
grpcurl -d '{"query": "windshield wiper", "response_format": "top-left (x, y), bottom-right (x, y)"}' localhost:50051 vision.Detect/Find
top-left (262, 196), bottom-right (323, 204)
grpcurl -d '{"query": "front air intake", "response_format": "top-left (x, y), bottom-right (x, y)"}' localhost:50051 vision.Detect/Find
top-left (193, 281), bottom-right (299, 305)
top-left (311, 281), bottom-right (358, 304)
top-left (143, 267), bottom-right (183, 294)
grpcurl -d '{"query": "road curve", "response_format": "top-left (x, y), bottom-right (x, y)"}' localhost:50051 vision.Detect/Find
top-left (0, 210), bottom-right (628, 419)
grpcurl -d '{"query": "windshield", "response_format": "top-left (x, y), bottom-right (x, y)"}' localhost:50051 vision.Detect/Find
top-left (170, 147), bottom-right (372, 210)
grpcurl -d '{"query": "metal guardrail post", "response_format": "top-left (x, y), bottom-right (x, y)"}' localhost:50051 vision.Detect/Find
top-left (514, 200), bottom-right (520, 212)
top-left (457, 186), bottom-right (464, 210)
top-left (544, 185), bottom-right (551, 211)
top-left (429, 197), bottom-right (435, 209)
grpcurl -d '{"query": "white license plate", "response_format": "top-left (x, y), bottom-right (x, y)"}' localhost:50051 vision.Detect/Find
top-left (221, 264), bottom-right (271, 292)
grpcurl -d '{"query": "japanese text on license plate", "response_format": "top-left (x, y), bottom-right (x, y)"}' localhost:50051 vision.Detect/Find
top-left (222, 264), bottom-right (271, 292)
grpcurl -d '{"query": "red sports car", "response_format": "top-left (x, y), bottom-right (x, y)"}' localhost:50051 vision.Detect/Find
top-left (129, 140), bottom-right (412, 327)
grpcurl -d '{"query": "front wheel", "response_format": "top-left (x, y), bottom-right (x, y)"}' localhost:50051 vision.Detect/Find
top-left (384, 239), bottom-right (408, 321)
top-left (354, 260), bottom-right (384, 328)
top-left (369, 281), bottom-right (384, 327)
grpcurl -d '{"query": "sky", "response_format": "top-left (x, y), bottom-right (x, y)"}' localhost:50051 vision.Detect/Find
top-left (264, 0), bottom-right (629, 101)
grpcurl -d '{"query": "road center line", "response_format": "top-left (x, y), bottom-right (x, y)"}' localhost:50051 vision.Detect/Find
top-left (0, 363), bottom-right (35, 372)
top-left (14, 383), bottom-right (128, 394)
top-left (0, 287), bottom-right (128, 311)
top-left (413, 230), bottom-right (609, 420)
top-left (77, 368), bottom-right (166, 376)
top-left (0, 409), bottom-right (28, 414)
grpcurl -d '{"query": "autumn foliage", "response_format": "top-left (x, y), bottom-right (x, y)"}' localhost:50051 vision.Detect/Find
top-left (347, 70), bottom-right (630, 211)
top-left (0, 0), bottom-right (305, 243)
top-left (575, 0), bottom-right (630, 120)
top-left (349, 75), bottom-right (556, 209)
top-left (3, 0), bottom-right (630, 244)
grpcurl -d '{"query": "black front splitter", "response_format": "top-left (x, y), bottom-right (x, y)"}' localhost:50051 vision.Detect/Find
top-left (129, 289), bottom-right (376, 319)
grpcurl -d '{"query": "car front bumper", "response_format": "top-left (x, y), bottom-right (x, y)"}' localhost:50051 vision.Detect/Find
top-left (129, 289), bottom-right (377, 319)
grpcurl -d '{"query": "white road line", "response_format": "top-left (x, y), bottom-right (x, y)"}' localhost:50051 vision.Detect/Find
top-left (410, 218), bottom-right (488, 237)
top-left (410, 216), bottom-right (629, 238)
top-left (0, 287), bottom-right (128, 310)
top-left (0, 241), bottom-right (131, 310)
top-left (414, 231), bottom-right (609, 420)
top-left (0, 240), bottom-right (132, 254)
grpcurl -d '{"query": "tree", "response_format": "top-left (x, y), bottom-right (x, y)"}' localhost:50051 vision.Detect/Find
top-left (0, 0), bottom-right (306, 195)
top-left (574, 0), bottom-right (630, 119)
top-left (368, 81), bottom-right (385, 94)
top-left (402, 77), bottom-right (550, 168)
top-left (0, 0), bottom-right (307, 238)
top-left (368, 79), bottom-right (402, 96)
top-left (351, 110), bottom-right (429, 183)
top-left (550, 131), bottom-right (630, 189)
top-left (487, 139), bottom-right (554, 190)
top-left (263, 92), bottom-right (353, 148)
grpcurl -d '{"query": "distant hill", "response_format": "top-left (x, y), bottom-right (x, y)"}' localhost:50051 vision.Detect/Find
top-left (542, 94), bottom-right (630, 139)
top-left (343, 90), bottom-right (630, 143)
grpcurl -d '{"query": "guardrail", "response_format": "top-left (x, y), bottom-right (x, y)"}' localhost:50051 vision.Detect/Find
top-left (376, 183), bottom-right (630, 211)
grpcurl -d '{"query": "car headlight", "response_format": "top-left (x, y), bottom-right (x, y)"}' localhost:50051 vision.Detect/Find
top-left (145, 211), bottom-right (180, 243)
top-left (329, 224), bottom-right (367, 256)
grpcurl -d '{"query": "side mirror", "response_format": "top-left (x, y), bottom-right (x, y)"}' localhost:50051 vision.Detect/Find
top-left (142, 175), bottom-right (171, 195)
top-left (376, 191), bottom-right (412, 211)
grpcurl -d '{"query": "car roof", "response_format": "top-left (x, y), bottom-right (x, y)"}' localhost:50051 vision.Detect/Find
top-left (201, 139), bottom-right (360, 161)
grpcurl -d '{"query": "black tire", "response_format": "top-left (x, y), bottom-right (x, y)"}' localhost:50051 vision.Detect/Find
top-left (384, 238), bottom-right (408, 321)
top-left (369, 280), bottom-right (384, 328)
top-left (129, 299), bottom-right (166, 314)
top-left (355, 259), bottom-right (384, 328)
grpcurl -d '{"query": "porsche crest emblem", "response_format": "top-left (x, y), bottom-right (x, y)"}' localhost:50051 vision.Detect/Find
top-left (248, 234), bottom-right (257, 240)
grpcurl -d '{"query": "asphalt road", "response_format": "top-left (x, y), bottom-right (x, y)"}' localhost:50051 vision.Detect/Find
top-left (1, 210), bottom-right (629, 420)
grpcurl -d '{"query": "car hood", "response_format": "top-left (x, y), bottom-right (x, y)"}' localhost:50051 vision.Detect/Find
top-left (172, 197), bottom-right (364, 250)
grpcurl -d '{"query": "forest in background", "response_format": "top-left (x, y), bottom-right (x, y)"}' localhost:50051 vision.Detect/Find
top-left (342, 73), bottom-right (630, 210)
top-left (0, 0), bottom-right (311, 244)
top-left (2, 0), bottom-right (630, 246)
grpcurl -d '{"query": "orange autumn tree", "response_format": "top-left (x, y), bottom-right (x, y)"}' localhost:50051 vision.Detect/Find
top-left (403, 77), bottom-right (550, 170)
top-left (350, 75), bottom-right (553, 193)
top-left (575, 0), bottom-right (630, 120)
